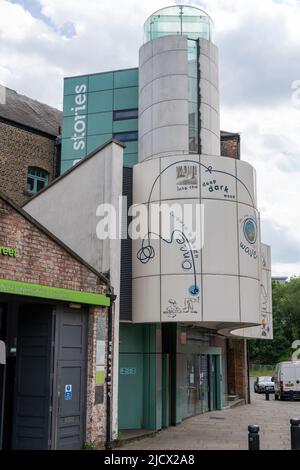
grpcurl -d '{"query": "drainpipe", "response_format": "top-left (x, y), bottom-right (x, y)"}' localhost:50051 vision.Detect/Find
top-left (105, 284), bottom-right (117, 450)
top-left (0, 341), bottom-right (6, 449)
top-left (246, 339), bottom-right (251, 404)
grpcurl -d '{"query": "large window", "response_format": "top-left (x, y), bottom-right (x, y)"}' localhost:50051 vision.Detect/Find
top-left (188, 39), bottom-right (199, 154)
top-left (113, 131), bottom-right (138, 142)
top-left (113, 109), bottom-right (138, 121)
top-left (27, 167), bottom-right (49, 194)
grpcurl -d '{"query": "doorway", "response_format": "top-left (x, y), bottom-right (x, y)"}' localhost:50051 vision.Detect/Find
top-left (209, 355), bottom-right (221, 411)
top-left (0, 301), bottom-right (88, 450)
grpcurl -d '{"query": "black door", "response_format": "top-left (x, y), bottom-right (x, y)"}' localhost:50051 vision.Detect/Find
top-left (12, 304), bottom-right (53, 450)
top-left (53, 307), bottom-right (87, 450)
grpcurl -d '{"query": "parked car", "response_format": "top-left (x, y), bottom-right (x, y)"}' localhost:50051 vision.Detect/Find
top-left (273, 361), bottom-right (300, 400)
top-left (254, 376), bottom-right (275, 393)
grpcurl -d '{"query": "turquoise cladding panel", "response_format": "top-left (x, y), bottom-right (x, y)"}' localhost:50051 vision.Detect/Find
top-left (119, 324), bottom-right (162, 431)
top-left (89, 72), bottom-right (114, 92)
top-left (61, 68), bottom-right (139, 174)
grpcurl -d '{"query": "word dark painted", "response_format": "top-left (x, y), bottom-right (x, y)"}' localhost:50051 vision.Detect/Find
top-left (203, 179), bottom-right (229, 194)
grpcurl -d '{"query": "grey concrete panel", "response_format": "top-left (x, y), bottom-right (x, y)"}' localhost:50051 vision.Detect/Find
top-left (153, 50), bottom-right (188, 80)
top-left (152, 125), bottom-right (189, 156)
top-left (139, 82), bottom-right (153, 114)
top-left (152, 34), bottom-right (187, 55)
top-left (139, 131), bottom-right (153, 160)
top-left (199, 54), bottom-right (219, 89)
top-left (139, 106), bottom-right (153, 137)
top-left (139, 40), bottom-right (153, 67)
top-left (152, 74), bottom-right (188, 103)
top-left (139, 57), bottom-right (154, 91)
top-left (199, 78), bottom-right (219, 112)
top-left (201, 128), bottom-right (221, 156)
top-left (198, 38), bottom-right (219, 66)
top-left (152, 100), bottom-right (189, 129)
top-left (200, 103), bottom-right (220, 138)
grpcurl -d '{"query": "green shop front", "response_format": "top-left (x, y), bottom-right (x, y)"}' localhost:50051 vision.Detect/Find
top-left (118, 323), bottom-right (227, 432)
top-left (0, 192), bottom-right (110, 450)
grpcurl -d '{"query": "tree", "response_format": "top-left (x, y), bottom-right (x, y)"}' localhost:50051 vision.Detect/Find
top-left (249, 278), bottom-right (300, 364)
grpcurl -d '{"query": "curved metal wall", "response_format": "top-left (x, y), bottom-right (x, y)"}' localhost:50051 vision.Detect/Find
top-left (138, 35), bottom-right (221, 162)
top-left (132, 154), bottom-right (261, 329)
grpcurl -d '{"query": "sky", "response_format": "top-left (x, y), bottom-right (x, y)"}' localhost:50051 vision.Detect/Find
top-left (0, 0), bottom-right (300, 278)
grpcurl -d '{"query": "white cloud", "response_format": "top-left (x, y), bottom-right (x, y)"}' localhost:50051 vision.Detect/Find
top-left (1, 0), bottom-right (300, 276)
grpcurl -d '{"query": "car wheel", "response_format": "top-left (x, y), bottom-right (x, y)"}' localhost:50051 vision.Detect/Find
top-left (275, 394), bottom-right (278, 400)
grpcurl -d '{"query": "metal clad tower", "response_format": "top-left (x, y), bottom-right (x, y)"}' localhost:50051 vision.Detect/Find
top-left (133, 5), bottom-right (271, 337)
top-left (139, 5), bottom-right (220, 161)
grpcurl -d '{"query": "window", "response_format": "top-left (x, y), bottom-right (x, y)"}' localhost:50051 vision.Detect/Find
top-left (113, 109), bottom-right (138, 121)
top-left (113, 131), bottom-right (138, 142)
top-left (27, 167), bottom-right (49, 194)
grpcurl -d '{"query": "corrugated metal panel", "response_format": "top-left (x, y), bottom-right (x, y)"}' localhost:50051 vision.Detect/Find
top-left (120, 167), bottom-right (133, 321)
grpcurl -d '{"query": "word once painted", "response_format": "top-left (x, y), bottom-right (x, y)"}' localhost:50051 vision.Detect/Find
top-left (71, 84), bottom-right (87, 152)
top-left (0, 246), bottom-right (16, 257)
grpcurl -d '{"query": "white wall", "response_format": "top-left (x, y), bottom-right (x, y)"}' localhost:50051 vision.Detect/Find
top-left (138, 35), bottom-right (221, 162)
top-left (132, 153), bottom-right (267, 332)
top-left (139, 35), bottom-right (189, 161)
top-left (232, 243), bottom-right (273, 340)
top-left (24, 141), bottom-right (124, 439)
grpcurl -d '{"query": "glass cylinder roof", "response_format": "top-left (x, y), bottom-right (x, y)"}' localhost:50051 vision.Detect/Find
top-left (144, 5), bottom-right (214, 43)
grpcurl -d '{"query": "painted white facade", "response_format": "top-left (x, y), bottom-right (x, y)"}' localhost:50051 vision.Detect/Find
top-left (139, 34), bottom-right (220, 162)
top-left (132, 153), bottom-right (269, 333)
top-left (134, 11), bottom-right (271, 336)
top-left (232, 243), bottom-right (273, 339)
top-left (24, 141), bottom-right (124, 440)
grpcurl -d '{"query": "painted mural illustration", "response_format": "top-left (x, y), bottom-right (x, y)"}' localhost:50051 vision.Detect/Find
top-left (240, 215), bottom-right (258, 259)
top-left (163, 297), bottom-right (200, 318)
top-left (261, 314), bottom-right (271, 338)
top-left (176, 165), bottom-right (198, 191)
top-left (135, 157), bottom-right (263, 322)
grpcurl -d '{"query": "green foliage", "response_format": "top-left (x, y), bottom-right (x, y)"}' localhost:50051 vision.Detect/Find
top-left (83, 441), bottom-right (98, 450)
top-left (249, 277), bottom-right (300, 364)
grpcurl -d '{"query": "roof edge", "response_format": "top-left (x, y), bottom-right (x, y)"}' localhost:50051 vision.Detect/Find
top-left (23, 139), bottom-right (125, 207)
top-left (0, 190), bottom-right (110, 287)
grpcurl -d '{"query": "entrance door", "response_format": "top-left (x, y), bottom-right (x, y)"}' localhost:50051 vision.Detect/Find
top-left (12, 304), bottom-right (53, 450)
top-left (118, 353), bottom-right (143, 429)
top-left (53, 306), bottom-right (87, 450)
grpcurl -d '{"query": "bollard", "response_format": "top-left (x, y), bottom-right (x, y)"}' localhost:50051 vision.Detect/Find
top-left (265, 390), bottom-right (270, 401)
top-left (290, 418), bottom-right (300, 450)
top-left (248, 425), bottom-right (260, 451)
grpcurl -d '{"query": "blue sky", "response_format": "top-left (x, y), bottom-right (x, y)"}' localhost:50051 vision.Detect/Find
top-left (9, 0), bottom-right (76, 36)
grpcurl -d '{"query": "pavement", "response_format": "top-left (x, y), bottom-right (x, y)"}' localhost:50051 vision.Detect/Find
top-left (121, 380), bottom-right (300, 450)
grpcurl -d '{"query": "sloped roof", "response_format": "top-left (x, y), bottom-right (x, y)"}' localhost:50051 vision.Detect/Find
top-left (0, 189), bottom-right (109, 286)
top-left (221, 130), bottom-right (240, 137)
top-left (22, 139), bottom-right (125, 207)
top-left (0, 86), bottom-right (62, 136)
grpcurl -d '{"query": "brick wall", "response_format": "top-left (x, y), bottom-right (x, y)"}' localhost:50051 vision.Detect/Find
top-left (0, 121), bottom-right (57, 206)
top-left (86, 306), bottom-right (108, 448)
top-left (0, 195), bottom-right (105, 295)
top-left (0, 195), bottom-right (111, 448)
